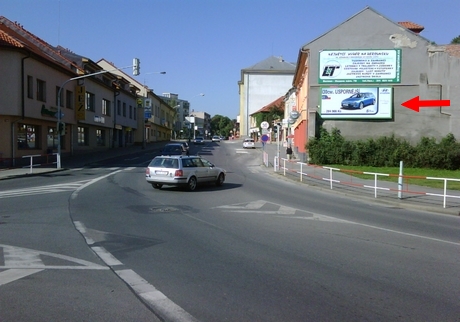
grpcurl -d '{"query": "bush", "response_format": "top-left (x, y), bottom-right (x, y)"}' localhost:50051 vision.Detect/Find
top-left (306, 128), bottom-right (460, 170)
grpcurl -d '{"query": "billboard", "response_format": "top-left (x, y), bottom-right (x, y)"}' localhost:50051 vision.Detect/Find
top-left (318, 49), bottom-right (401, 84)
top-left (319, 87), bottom-right (393, 119)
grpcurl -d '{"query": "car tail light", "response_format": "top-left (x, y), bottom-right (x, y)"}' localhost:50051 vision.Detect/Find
top-left (175, 170), bottom-right (183, 176)
top-left (146, 168), bottom-right (150, 175)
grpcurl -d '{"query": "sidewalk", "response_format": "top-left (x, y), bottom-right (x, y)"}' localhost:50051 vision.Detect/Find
top-left (258, 140), bottom-right (460, 216)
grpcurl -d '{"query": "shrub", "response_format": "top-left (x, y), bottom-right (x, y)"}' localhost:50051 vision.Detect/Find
top-left (306, 128), bottom-right (460, 170)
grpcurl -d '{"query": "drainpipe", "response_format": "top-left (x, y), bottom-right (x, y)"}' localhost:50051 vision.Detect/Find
top-left (11, 51), bottom-right (31, 166)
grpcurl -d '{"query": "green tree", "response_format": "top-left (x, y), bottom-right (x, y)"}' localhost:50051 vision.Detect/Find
top-left (451, 35), bottom-right (460, 44)
top-left (210, 115), bottom-right (233, 137)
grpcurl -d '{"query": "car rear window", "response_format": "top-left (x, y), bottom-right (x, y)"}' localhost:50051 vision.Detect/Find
top-left (150, 158), bottom-right (178, 168)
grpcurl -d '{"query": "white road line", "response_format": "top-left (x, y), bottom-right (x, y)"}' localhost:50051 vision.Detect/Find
top-left (0, 269), bottom-right (44, 286)
top-left (0, 244), bottom-right (109, 286)
top-left (71, 169), bottom-right (124, 199)
top-left (115, 269), bottom-right (199, 322)
top-left (0, 181), bottom-right (91, 199)
top-left (0, 244), bottom-right (108, 269)
top-left (92, 246), bottom-right (123, 266)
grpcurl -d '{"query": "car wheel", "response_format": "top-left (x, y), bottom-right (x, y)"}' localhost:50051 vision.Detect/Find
top-left (187, 176), bottom-right (197, 191)
top-left (215, 173), bottom-right (225, 186)
top-left (359, 102), bottom-right (364, 109)
top-left (152, 183), bottom-right (162, 189)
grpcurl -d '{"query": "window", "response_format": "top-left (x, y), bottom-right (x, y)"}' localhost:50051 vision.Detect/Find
top-left (123, 102), bottom-right (126, 117)
top-left (77, 126), bottom-right (89, 146)
top-left (117, 100), bottom-right (121, 115)
top-left (102, 99), bottom-right (110, 116)
top-left (37, 79), bottom-right (46, 102)
top-left (66, 90), bottom-right (73, 109)
top-left (86, 92), bottom-right (95, 111)
top-left (133, 106), bottom-right (136, 120)
top-left (96, 129), bottom-right (105, 146)
top-left (27, 76), bottom-right (33, 99)
top-left (56, 86), bottom-right (64, 107)
top-left (17, 124), bottom-right (38, 149)
top-left (129, 105), bottom-right (132, 119)
top-left (47, 126), bottom-right (57, 149)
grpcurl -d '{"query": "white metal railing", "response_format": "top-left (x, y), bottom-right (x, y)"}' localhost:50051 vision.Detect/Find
top-left (272, 158), bottom-right (460, 209)
top-left (22, 154), bottom-right (41, 173)
top-left (426, 177), bottom-right (460, 208)
top-left (22, 153), bottom-right (59, 174)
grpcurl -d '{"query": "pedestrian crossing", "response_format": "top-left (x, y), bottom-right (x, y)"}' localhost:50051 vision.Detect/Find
top-left (0, 167), bottom-right (136, 199)
top-left (0, 180), bottom-right (92, 199)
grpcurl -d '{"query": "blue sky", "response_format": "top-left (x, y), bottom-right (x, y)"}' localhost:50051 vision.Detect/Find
top-left (1, 0), bottom-right (458, 119)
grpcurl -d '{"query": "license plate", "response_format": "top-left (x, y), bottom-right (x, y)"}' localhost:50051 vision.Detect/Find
top-left (155, 171), bottom-right (168, 175)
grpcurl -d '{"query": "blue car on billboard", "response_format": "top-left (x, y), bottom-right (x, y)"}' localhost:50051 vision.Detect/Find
top-left (341, 92), bottom-right (376, 109)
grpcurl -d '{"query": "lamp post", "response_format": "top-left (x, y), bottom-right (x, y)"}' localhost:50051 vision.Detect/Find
top-left (142, 71), bottom-right (166, 93)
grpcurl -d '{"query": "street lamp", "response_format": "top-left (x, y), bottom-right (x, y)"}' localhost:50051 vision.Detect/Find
top-left (142, 71), bottom-right (166, 91)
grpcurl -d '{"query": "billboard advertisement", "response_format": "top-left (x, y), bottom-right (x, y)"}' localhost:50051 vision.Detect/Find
top-left (318, 49), bottom-right (401, 84)
top-left (319, 87), bottom-right (393, 119)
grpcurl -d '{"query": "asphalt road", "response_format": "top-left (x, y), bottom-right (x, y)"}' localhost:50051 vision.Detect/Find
top-left (1, 140), bottom-right (459, 321)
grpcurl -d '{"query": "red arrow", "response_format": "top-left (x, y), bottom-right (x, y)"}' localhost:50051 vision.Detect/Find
top-left (401, 96), bottom-right (451, 112)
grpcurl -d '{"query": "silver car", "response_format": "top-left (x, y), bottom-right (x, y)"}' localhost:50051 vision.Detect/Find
top-left (145, 155), bottom-right (226, 191)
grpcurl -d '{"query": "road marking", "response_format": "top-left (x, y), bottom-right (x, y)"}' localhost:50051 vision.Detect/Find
top-left (0, 180), bottom-right (92, 199)
top-left (214, 201), bottom-right (460, 245)
top-left (0, 244), bottom-right (109, 286)
top-left (74, 221), bottom-right (199, 322)
top-left (0, 269), bottom-right (43, 286)
top-left (71, 169), bottom-right (125, 199)
top-left (92, 246), bottom-right (123, 266)
top-left (215, 200), bottom-right (297, 215)
top-left (115, 269), bottom-right (199, 322)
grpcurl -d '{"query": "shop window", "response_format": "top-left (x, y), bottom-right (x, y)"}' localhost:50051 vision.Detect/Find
top-left (77, 126), bottom-right (89, 146)
top-left (47, 126), bottom-right (58, 149)
top-left (17, 124), bottom-right (38, 149)
top-left (96, 129), bottom-right (106, 146)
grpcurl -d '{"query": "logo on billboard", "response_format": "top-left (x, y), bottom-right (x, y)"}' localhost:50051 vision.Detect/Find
top-left (322, 62), bottom-right (341, 77)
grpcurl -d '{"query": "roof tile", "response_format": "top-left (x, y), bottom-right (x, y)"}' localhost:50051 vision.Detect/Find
top-left (398, 21), bottom-right (424, 33)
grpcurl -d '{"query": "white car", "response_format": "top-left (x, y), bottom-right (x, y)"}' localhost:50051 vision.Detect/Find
top-left (145, 155), bottom-right (226, 191)
top-left (212, 136), bottom-right (221, 142)
top-left (243, 138), bottom-right (255, 149)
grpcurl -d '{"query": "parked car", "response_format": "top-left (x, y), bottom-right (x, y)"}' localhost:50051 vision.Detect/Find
top-left (160, 143), bottom-right (187, 156)
top-left (341, 92), bottom-right (376, 109)
top-left (243, 138), bottom-right (255, 149)
top-left (145, 155), bottom-right (226, 191)
top-left (180, 141), bottom-right (190, 154)
top-left (212, 136), bottom-right (221, 142)
top-left (193, 137), bottom-right (205, 145)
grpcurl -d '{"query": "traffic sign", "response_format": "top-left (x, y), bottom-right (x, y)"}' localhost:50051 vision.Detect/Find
top-left (261, 134), bottom-right (269, 142)
top-left (261, 121), bottom-right (269, 129)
